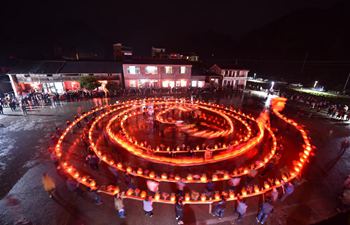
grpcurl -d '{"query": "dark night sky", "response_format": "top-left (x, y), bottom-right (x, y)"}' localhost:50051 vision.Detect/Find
top-left (0, 0), bottom-right (345, 57)
top-left (1, 0), bottom-right (350, 88)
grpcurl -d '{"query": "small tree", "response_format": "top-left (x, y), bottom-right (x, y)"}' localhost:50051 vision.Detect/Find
top-left (79, 76), bottom-right (100, 91)
top-left (105, 81), bottom-right (122, 97)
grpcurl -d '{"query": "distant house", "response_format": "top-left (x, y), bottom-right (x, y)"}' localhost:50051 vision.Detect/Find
top-left (191, 65), bottom-right (221, 88)
top-left (7, 60), bottom-right (122, 97)
top-left (122, 59), bottom-right (192, 88)
top-left (210, 64), bottom-right (249, 89)
top-left (113, 43), bottom-right (133, 60)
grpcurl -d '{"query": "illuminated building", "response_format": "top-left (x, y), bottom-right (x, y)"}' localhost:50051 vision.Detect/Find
top-left (122, 59), bottom-right (192, 88)
top-left (7, 60), bottom-right (122, 97)
top-left (191, 65), bottom-right (222, 88)
top-left (210, 64), bottom-right (249, 89)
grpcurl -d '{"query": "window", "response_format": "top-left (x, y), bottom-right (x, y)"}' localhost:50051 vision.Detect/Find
top-left (180, 80), bottom-right (187, 87)
top-left (162, 80), bottom-right (169, 88)
top-left (198, 81), bottom-right (205, 88)
top-left (163, 80), bottom-right (175, 88)
top-left (240, 71), bottom-right (248, 77)
top-left (180, 66), bottom-right (186, 74)
top-left (191, 80), bottom-right (197, 87)
top-left (127, 66), bottom-right (140, 74)
top-left (145, 66), bottom-right (158, 74)
top-left (165, 66), bottom-right (173, 74)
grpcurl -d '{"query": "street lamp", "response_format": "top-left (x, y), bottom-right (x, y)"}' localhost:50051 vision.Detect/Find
top-left (270, 81), bottom-right (275, 91)
top-left (313, 81), bottom-right (318, 88)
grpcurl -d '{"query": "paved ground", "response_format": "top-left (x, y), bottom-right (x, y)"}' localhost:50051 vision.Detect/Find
top-left (0, 94), bottom-right (350, 225)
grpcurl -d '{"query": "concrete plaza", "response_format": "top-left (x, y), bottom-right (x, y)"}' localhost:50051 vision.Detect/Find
top-left (0, 94), bottom-right (349, 225)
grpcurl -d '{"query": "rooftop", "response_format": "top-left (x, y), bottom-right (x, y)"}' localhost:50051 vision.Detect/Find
top-left (8, 60), bottom-right (122, 74)
top-left (122, 58), bottom-right (192, 66)
top-left (211, 63), bottom-right (249, 71)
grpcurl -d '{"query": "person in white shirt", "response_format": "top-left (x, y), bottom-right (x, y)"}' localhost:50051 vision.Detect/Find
top-left (143, 196), bottom-right (153, 217)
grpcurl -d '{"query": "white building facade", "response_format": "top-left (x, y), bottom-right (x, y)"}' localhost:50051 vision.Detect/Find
top-left (210, 64), bottom-right (249, 89)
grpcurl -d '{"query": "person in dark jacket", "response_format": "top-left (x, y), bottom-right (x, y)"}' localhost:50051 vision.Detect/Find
top-left (256, 198), bottom-right (274, 224)
top-left (175, 197), bottom-right (184, 224)
top-left (211, 195), bottom-right (226, 219)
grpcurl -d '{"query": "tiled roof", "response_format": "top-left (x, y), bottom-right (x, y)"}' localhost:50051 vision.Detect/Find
top-left (60, 61), bottom-right (122, 73)
top-left (8, 60), bottom-right (122, 74)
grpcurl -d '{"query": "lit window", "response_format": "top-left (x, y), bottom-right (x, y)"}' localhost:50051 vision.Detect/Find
top-left (162, 80), bottom-right (169, 88)
top-left (191, 80), bottom-right (197, 87)
top-left (180, 80), bottom-right (187, 87)
top-left (127, 66), bottom-right (140, 74)
top-left (129, 80), bottom-right (136, 87)
top-left (145, 66), bottom-right (158, 74)
top-left (198, 81), bottom-right (205, 88)
top-left (169, 81), bottom-right (175, 88)
top-left (176, 81), bottom-right (181, 87)
top-left (221, 70), bottom-right (225, 76)
top-left (165, 66), bottom-right (173, 74)
top-left (180, 66), bottom-right (186, 74)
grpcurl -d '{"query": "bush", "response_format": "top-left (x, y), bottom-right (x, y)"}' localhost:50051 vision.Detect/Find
top-left (79, 76), bottom-right (100, 91)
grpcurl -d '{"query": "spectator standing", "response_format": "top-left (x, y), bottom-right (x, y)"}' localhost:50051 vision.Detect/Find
top-left (205, 180), bottom-right (215, 198)
top-left (125, 173), bottom-right (136, 190)
top-left (228, 177), bottom-right (241, 191)
top-left (211, 195), bottom-right (226, 219)
top-left (175, 197), bottom-right (184, 224)
top-left (42, 173), bottom-right (56, 198)
top-left (89, 189), bottom-right (102, 205)
top-left (281, 182), bottom-right (294, 201)
top-left (233, 195), bottom-right (247, 223)
top-left (256, 198), bottom-right (274, 224)
top-left (270, 188), bottom-right (279, 202)
top-left (21, 103), bottom-right (28, 115)
top-left (143, 196), bottom-right (153, 217)
top-left (114, 192), bottom-right (126, 218)
top-left (86, 154), bottom-right (99, 170)
top-left (176, 179), bottom-right (186, 196)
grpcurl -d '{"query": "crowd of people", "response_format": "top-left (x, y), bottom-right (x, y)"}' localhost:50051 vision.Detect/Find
top-left (0, 86), bottom-right (244, 117)
top-left (41, 107), bottom-right (301, 225)
top-left (281, 91), bottom-right (350, 121)
top-left (0, 92), bottom-right (58, 116)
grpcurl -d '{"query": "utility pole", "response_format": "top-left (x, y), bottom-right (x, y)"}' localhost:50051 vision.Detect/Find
top-left (343, 72), bottom-right (350, 94)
